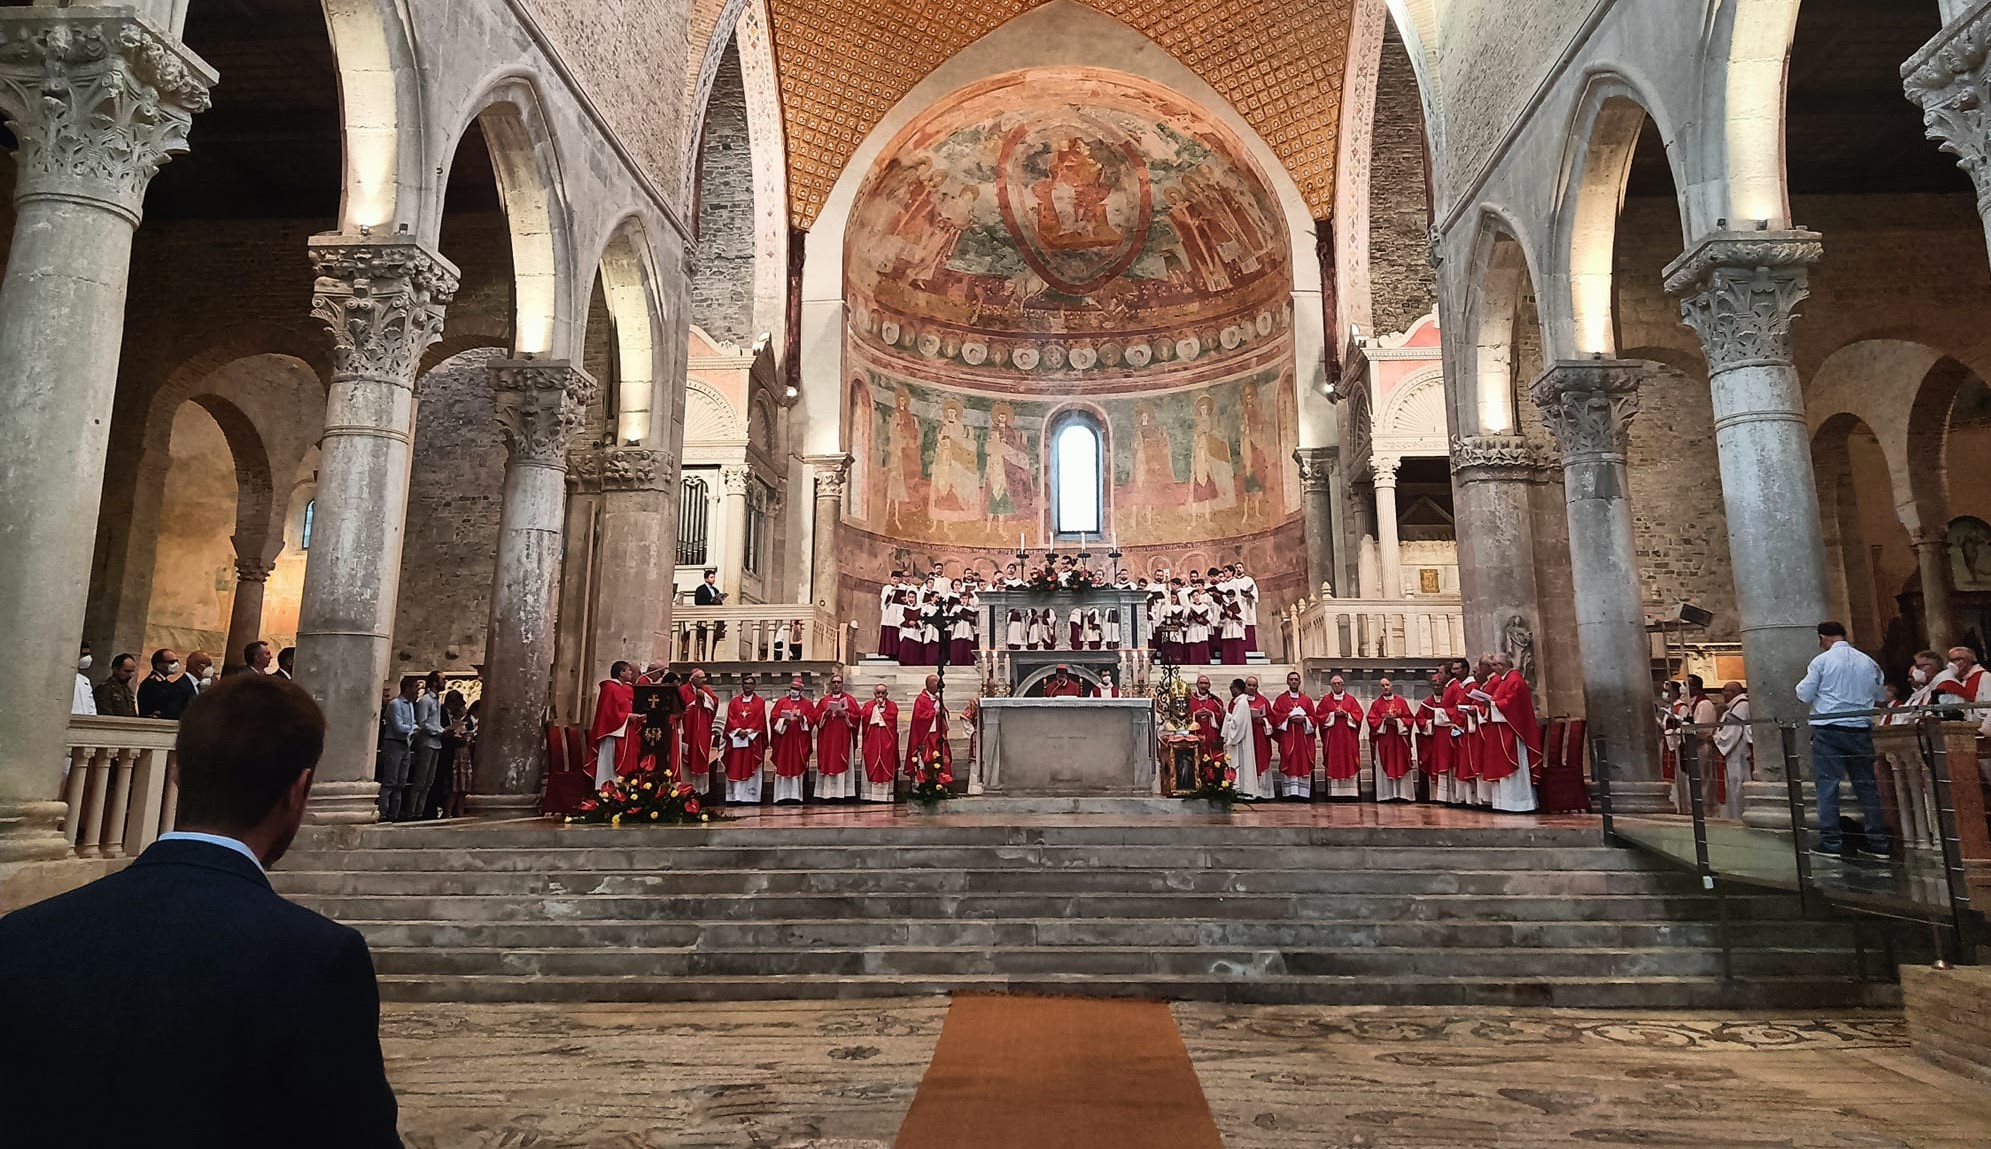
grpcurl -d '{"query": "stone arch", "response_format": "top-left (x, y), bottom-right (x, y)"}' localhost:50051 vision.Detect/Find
top-left (1905, 355), bottom-right (1978, 541)
top-left (590, 217), bottom-right (665, 445)
top-left (1810, 411), bottom-right (1894, 646)
top-left (439, 74), bottom-right (574, 357)
top-left (1553, 75), bottom-right (1694, 358)
top-left (1463, 208), bottom-right (1548, 437)
top-left (1706, 0), bottom-right (1803, 228)
top-left (682, 0), bottom-right (756, 195)
top-left (322, 0), bottom-right (426, 233)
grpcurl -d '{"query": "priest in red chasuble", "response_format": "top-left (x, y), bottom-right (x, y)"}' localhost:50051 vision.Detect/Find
top-left (1269, 671), bottom-right (1315, 801)
top-left (1414, 668), bottom-right (1456, 800)
top-left (679, 668), bottom-right (719, 793)
top-left (1043, 664), bottom-right (1085, 697)
top-left (815, 672), bottom-right (860, 802)
top-left (1368, 677), bottom-right (1417, 802)
top-left (586, 660), bottom-right (641, 786)
top-left (1317, 674), bottom-right (1365, 800)
top-left (906, 674), bottom-right (952, 774)
top-left (769, 675), bottom-right (814, 805)
top-left (720, 674), bottom-right (770, 805)
top-left (1444, 659), bottom-right (1483, 806)
top-left (1245, 676), bottom-right (1274, 796)
top-left (1479, 653), bottom-right (1542, 813)
top-left (859, 683), bottom-right (901, 803)
top-left (1187, 675), bottom-right (1226, 761)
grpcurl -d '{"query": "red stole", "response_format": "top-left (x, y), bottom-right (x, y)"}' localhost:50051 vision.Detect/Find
top-left (1187, 693), bottom-right (1226, 757)
top-left (770, 694), bottom-right (814, 777)
top-left (1318, 691), bottom-right (1364, 779)
top-left (908, 691), bottom-right (952, 770)
top-left (679, 684), bottom-right (717, 772)
top-left (1414, 696), bottom-right (1453, 775)
top-left (1269, 690), bottom-right (1315, 778)
top-left (1368, 694), bottom-right (1414, 779)
top-left (1482, 670), bottom-right (1542, 782)
top-left (1247, 693), bottom-right (1273, 771)
top-left (860, 698), bottom-right (901, 783)
top-left (722, 693), bottom-right (769, 782)
top-left (815, 692), bottom-right (859, 775)
top-left (587, 679), bottom-right (641, 776)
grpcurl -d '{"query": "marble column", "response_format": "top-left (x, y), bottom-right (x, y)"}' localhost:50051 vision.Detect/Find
top-left (1372, 455), bottom-right (1404, 598)
top-left (0, 13), bottom-right (211, 860)
top-left (721, 465), bottom-right (751, 593)
top-left (1294, 447), bottom-right (1339, 595)
top-left (806, 454), bottom-right (852, 622)
top-left (1906, 1), bottom-right (1991, 260)
top-left (469, 361), bottom-right (596, 817)
top-left (1448, 436), bottom-right (1546, 668)
top-left (1914, 529), bottom-right (1959, 651)
top-left (1664, 231), bottom-right (1827, 782)
top-left (294, 235), bottom-right (458, 823)
top-left (588, 447), bottom-right (674, 681)
top-left (221, 556), bottom-right (275, 673)
top-left (1532, 361), bottom-right (1665, 800)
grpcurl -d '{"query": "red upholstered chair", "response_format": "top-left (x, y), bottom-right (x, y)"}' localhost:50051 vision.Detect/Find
top-left (1535, 716), bottom-right (1591, 815)
top-left (564, 725), bottom-right (586, 772)
top-left (1540, 717), bottom-right (1565, 781)
top-left (542, 724), bottom-right (594, 816)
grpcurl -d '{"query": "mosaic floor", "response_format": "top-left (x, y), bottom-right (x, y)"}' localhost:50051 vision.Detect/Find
top-left (382, 1000), bottom-right (1991, 1148)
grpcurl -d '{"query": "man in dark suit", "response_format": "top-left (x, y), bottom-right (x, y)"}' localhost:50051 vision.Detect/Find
top-left (694, 566), bottom-right (727, 606)
top-left (0, 673), bottom-right (402, 1148)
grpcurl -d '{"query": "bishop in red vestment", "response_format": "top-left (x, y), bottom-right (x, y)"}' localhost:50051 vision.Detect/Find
top-left (814, 674), bottom-right (860, 801)
top-left (859, 685), bottom-right (901, 802)
top-left (1043, 665), bottom-right (1085, 697)
top-left (679, 669), bottom-right (719, 791)
top-left (1480, 655), bottom-right (1542, 812)
top-left (721, 675), bottom-right (770, 804)
top-left (1317, 675), bottom-right (1365, 799)
top-left (906, 675), bottom-right (952, 774)
top-left (1443, 664), bottom-right (1482, 804)
top-left (586, 661), bottom-right (641, 785)
top-left (1246, 678), bottom-right (1274, 794)
top-left (769, 675), bottom-right (814, 804)
top-left (1187, 676), bottom-right (1227, 761)
top-left (1414, 669), bottom-right (1456, 797)
top-left (1268, 672), bottom-right (1315, 800)
top-left (1368, 678), bottom-right (1417, 802)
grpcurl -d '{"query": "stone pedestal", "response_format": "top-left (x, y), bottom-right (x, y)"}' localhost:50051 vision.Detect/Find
top-left (294, 235), bottom-right (458, 823)
top-left (1294, 447), bottom-right (1340, 595)
top-left (0, 12), bottom-right (211, 860)
top-left (1666, 232), bottom-right (1827, 779)
top-left (978, 698), bottom-right (1158, 796)
top-left (472, 361), bottom-right (596, 809)
top-left (1531, 362), bottom-right (1661, 784)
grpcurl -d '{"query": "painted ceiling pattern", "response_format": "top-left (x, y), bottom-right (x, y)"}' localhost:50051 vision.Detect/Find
top-left (766, 0), bottom-right (1357, 226)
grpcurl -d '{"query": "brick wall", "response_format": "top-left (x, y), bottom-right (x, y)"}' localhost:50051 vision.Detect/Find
top-left (1369, 23), bottom-right (1437, 336)
top-left (1440, 0), bottom-right (1596, 195)
top-left (691, 42), bottom-right (757, 346)
top-left (522, 0), bottom-right (693, 203)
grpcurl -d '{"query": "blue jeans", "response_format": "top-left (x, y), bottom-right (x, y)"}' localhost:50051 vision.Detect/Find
top-left (1810, 723), bottom-right (1891, 855)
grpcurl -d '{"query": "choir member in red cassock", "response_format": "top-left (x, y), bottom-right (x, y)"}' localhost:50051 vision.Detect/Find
top-left (679, 669), bottom-right (719, 792)
top-left (1043, 664), bottom-right (1086, 697)
top-left (1187, 675), bottom-right (1226, 761)
top-left (906, 674), bottom-right (952, 774)
top-left (769, 675), bottom-right (814, 804)
top-left (859, 685), bottom-right (901, 803)
top-left (721, 675), bottom-right (770, 804)
top-left (814, 673), bottom-right (860, 802)
top-left (587, 661), bottom-right (641, 785)
top-left (1368, 678), bottom-right (1417, 802)
top-left (1415, 669), bottom-right (1456, 800)
top-left (1317, 674), bottom-right (1365, 800)
top-left (1269, 671), bottom-right (1315, 801)
top-left (1480, 653), bottom-right (1541, 812)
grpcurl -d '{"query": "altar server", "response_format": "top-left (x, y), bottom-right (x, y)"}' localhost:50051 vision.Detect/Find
top-left (586, 661), bottom-right (640, 786)
top-left (1027, 607), bottom-right (1053, 651)
top-left (1216, 591), bottom-right (1247, 665)
top-left (814, 673), bottom-right (860, 802)
top-left (879, 576), bottom-right (904, 660)
top-left (1317, 674), bottom-right (1365, 800)
top-left (1221, 678), bottom-right (1263, 799)
top-left (1478, 653), bottom-right (1541, 813)
top-left (720, 674), bottom-right (770, 804)
top-left (1269, 671), bottom-right (1315, 800)
top-left (860, 684), bottom-right (901, 803)
top-left (897, 591), bottom-right (925, 666)
top-left (1005, 606), bottom-right (1026, 650)
top-left (769, 675), bottom-right (814, 804)
top-left (1183, 589), bottom-right (1215, 666)
top-left (948, 598), bottom-right (977, 666)
top-left (1369, 677), bottom-right (1417, 802)
top-left (1228, 562), bottom-right (1261, 653)
top-left (1712, 682), bottom-right (1751, 820)
top-left (679, 667), bottom-right (720, 792)
top-left (1188, 675), bottom-right (1226, 761)
top-left (906, 674), bottom-right (952, 777)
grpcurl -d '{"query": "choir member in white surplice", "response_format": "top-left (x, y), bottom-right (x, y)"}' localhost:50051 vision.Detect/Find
top-left (1221, 678), bottom-right (1265, 799)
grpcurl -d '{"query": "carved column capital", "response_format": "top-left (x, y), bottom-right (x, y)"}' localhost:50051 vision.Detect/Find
top-left (0, 12), bottom-right (215, 222)
top-left (232, 558), bottom-right (273, 584)
top-left (1293, 446), bottom-right (1339, 492)
top-left (1530, 360), bottom-right (1648, 465)
top-left (1449, 434), bottom-right (1548, 483)
top-left (1662, 231), bottom-right (1822, 374)
top-left (720, 465), bottom-right (751, 496)
top-left (490, 359), bottom-right (597, 470)
top-left (308, 235), bottom-right (459, 385)
top-left (565, 446), bottom-right (604, 494)
top-left (599, 447), bottom-right (673, 493)
top-left (1905, 4), bottom-right (1991, 217)
top-left (1369, 454), bottom-right (1402, 486)
top-left (806, 453), bottom-right (853, 502)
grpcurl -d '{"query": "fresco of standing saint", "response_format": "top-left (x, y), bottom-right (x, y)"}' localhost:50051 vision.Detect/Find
top-left (883, 387), bottom-right (927, 532)
top-left (983, 402), bottom-right (1034, 519)
top-left (928, 399), bottom-right (984, 522)
top-left (1189, 393), bottom-right (1237, 521)
top-left (1238, 381), bottom-right (1271, 521)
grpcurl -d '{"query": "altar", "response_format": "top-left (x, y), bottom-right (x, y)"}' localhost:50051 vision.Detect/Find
top-left (977, 696), bottom-right (1158, 796)
top-left (976, 587), bottom-right (1152, 696)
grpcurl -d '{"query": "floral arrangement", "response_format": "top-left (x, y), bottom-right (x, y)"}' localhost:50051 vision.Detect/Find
top-left (1180, 750), bottom-right (1238, 810)
top-left (566, 766), bottom-right (717, 825)
top-left (1066, 566), bottom-right (1100, 592)
top-left (906, 745), bottom-right (955, 805)
top-left (1025, 566), bottom-right (1061, 594)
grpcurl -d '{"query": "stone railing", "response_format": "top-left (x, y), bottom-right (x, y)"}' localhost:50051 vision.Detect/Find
top-left (1280, 594), bottom-right (1466, 661)
top-left (673, 604), bottom-right (847, 664)
top-left (60, 716), bottom-right (179, 859)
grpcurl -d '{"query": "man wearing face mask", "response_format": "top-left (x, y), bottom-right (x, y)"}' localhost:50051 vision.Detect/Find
top-left (138, 648), bottom-right (198, 721)
top-left (95, 652), bottom-right (140, 718)
top-left (1930, 645), bottom-right (1991, 736)
top-left (73, 642), bottom-right (97, 716)
top-left (186, 651), bottom-right (217, 694)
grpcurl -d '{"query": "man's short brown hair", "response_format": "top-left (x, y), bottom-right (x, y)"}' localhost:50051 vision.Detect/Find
top-left (173, 674), bottom-right (325, 833)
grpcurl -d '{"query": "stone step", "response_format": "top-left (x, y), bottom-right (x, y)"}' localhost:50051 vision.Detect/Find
top-left (272, 866), bottom-right (1709, 898)
top-left (370, 971), bottom-right (1902, 1010)
top-left (299, 823), bottom-right (1611, 850)
top-left (286, 890), bottom-right (1798, 923)
top-left (365, 943), bottom-right (1863, 980)
top-left (334, 916), bottom-right (1856, 952)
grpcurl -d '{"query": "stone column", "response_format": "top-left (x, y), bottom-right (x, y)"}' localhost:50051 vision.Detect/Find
top-left (221, 556), bottom-right (275, 674)
top-left (1372, 455), bottom-right (1404, 598)
top-left (294, 236), bottom-right (458, 823)
top-left (1665, 231), bottom-right (1827, 780)
top-left (1906, 2), bottom-right (1991, 260)
top-left (1532, 361), bottom-right (1666, 804)
top-left (1914, 529), bottom-right (1959, 650)
top-left (468, 361), bottom-right (597, 817)
top-left (806, 454), bottom-right (852, 622)
top-left (1294, 447), bottom-right (1339, 594)
top-left (721, 465), bottom-right (751, 594)
top-left (1449, 436), bottom-right (1546, 667)
top-left (0, 13), bottom-right (211, 860)
top-left (589, 448), bottom-right (674, 685)
top-left (550, 450), bottom-right (603, 725)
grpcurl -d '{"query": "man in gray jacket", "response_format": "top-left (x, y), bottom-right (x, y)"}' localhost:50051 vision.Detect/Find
top-left (407, 671), bottom-right (447, 821)
top-left (379, 676), bottom-right (419, 821)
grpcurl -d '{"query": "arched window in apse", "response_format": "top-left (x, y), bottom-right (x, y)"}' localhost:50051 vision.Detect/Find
top-left (1052, 416), bottom-right (1102, 538)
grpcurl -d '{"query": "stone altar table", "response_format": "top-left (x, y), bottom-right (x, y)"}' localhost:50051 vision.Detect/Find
top-left (978, 696), bottom-right (1158, 796)
top-left (976, 588), bottom-right (1152, 694)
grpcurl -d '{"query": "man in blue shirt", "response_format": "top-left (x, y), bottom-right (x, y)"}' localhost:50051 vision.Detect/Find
top-left (1793, 621), bottom-right (1891, 860)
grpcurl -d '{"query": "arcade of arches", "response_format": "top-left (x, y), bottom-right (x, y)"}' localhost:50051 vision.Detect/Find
top-left (1, 1), bottom-right (1991, 866)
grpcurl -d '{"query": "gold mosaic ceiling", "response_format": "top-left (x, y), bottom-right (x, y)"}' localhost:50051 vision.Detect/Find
top-left (767, 0), bottom-right (1357, 227)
